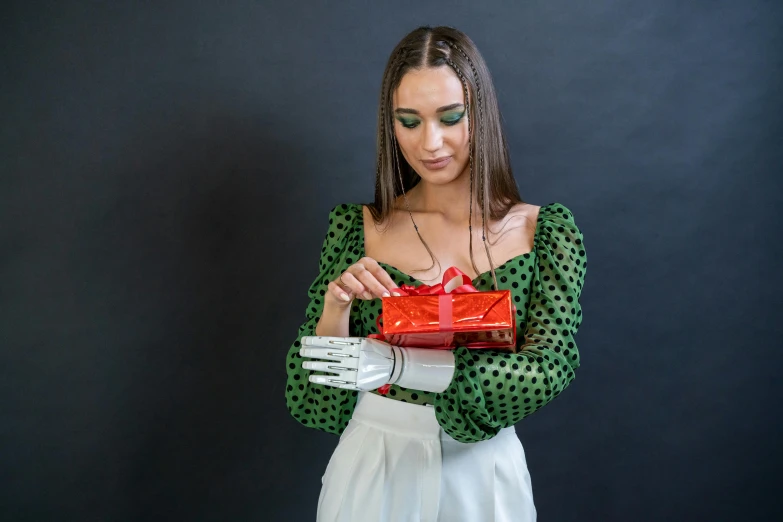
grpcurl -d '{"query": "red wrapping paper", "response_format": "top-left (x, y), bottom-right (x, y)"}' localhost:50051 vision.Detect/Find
top-left (373, 267), bottom-right (517, 352)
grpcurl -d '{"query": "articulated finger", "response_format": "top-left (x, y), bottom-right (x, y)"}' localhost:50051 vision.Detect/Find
top-left (300, 337), bottom-right (361, 360)
top-left (309, 373), bottom-right (358, 388)
top-left (302, 360), bottom-right (359, 373)
top-left (299, 345), bottom-right (362, 362)
top-left (299, 346), bottom-right (343, 361)
top-left (301, 335), bottom-right (364, 346)
top-left (301, 336), bottom-right (363, 351)
top-left (338, 382), bottom-right (360, 391)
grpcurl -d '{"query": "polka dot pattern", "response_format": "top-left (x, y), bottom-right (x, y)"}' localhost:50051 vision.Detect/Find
top-left (283, 204), bottom-right (363, 436)
top-left (284, 202), bottom-right (587, 442)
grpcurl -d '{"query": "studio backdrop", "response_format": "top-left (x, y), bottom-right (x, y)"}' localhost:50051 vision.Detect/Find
top-left (1, 1), bottom-right (781, 521)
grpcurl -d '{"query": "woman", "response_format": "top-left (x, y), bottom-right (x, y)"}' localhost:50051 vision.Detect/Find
top-left (284, 25), bottom-right (587, 522)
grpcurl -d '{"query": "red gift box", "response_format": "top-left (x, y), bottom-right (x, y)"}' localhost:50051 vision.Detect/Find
top-left (373, 267), bottom-right (517, 353)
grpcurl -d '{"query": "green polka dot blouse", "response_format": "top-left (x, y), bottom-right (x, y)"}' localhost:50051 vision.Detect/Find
top-left (285, 202), bottom-right (587, 443)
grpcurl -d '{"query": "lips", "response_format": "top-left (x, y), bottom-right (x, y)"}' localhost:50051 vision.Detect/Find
top-left (421, 156), bottom-right (452, 170)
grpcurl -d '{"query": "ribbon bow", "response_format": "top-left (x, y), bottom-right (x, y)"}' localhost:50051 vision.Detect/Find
top-left (393, 266), bottom-right (479, 296)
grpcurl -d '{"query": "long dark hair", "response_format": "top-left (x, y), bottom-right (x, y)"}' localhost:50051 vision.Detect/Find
top-left (367, 25), bottom-right (523, 286)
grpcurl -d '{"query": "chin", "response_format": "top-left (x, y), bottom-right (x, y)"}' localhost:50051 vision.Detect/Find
top-left (416, 165), bottom-right (469, 185)
top-left (415, 171), bottom-right (457, 185)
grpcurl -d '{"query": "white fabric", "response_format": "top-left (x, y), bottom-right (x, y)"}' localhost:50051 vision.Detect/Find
top-left (317, 391), bottom-right (536, 522)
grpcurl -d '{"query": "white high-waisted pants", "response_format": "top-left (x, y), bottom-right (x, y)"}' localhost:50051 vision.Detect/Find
top-left (317, 391), bottom-right (536, 522)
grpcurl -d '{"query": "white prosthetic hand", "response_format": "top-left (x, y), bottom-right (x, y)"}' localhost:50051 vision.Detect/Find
top-left (299, 336), bottom-right (455, 393)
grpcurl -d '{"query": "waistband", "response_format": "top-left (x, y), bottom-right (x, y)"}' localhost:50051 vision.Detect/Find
top-left (352, 391), bottom-right (442, 440)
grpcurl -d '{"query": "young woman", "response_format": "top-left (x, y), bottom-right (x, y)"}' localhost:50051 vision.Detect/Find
top-left (285, 25), bottom-right (587, 522)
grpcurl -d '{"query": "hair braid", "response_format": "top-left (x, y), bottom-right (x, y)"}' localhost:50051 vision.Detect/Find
top-left (378, 48), bottom-right (406, 212)
top-left (445, 57), bottom-right (482, 280)
top-left (446, 44), bottom-right (497, 289)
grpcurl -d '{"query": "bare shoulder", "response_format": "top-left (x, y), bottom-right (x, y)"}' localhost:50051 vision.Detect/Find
top-left (515, 201), bottom-right (541, 216)
top-left (362, 203), bottom-right (406, 233)
top-left (361, 204), bottom-right (392, 250)
top-left (486, 202), bottom-right (541, 255)
top-left (500, 202), bottom-right (540, 230)
top-left (361, 204), bottom-right (373, 240)
top-left (361, 204), bottom-right (371, 226)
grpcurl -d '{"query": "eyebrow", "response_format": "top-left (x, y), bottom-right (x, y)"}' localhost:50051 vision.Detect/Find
top-left (394, 103), bottom-right (465, 115)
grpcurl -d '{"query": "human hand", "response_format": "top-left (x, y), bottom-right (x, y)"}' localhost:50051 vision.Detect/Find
top-left (326, 257), bottom-right (400, 306)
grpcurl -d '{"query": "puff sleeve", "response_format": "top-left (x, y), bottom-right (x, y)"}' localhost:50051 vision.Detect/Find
top-left (433, 203), bottom-right (587, 443)
top-left (284, 204), bottom-right (363, 435)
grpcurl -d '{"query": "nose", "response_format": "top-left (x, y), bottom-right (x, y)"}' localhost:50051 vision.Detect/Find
top-left (422, 121), bottom-right (443, 153)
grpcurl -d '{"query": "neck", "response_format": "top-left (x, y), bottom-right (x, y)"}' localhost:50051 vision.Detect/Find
top-left (405, 170), bottom-right (482, 225)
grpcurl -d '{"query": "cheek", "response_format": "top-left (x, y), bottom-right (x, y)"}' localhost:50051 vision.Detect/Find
top-left (449, 124), bottom-right (470, 157)
top-left (394, 127), bottom-right (416, 161)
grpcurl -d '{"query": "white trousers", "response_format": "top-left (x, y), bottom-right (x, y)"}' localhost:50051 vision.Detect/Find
top-left (317, 391), bottom-right (536, 522)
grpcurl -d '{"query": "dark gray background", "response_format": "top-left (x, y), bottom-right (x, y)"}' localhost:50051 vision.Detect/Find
top-left (1, 1), bottom-right (781, 521)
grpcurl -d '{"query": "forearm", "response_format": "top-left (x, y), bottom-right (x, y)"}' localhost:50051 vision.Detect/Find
top-left (433, 342), bottom-right (577, 443)
top-left (315, 300), bottom-right (352, 337)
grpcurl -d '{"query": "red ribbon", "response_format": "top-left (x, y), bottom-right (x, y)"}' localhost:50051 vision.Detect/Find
top-left (393, 266), bottom-right (479, 297)
top-left (374, 267), bottom-right (478, 395)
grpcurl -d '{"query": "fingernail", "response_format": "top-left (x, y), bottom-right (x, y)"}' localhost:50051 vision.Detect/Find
top-left (382, 291), bottom-right (390, 298)
top-left (392, 292), bottom-right (401, 297)
top-left (340, 293), bottom-right (351, 302)
top-left (363, 292), bottom-right (373, 300)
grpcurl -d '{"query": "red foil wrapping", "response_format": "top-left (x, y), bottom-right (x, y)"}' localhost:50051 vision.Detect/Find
top-left (380, 291), bottom-right (517, 352)
top-left (373, 267), bottom-right (517, 353)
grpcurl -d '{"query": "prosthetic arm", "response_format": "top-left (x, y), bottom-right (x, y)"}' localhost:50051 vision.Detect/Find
top-left (299, 336), bottom-right (455, 393)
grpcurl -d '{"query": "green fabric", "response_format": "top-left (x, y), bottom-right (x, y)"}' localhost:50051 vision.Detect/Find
top-left (284, 202), bottom-right (587, 443)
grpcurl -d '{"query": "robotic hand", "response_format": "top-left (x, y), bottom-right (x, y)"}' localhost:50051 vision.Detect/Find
top-left (299, 336), bottom-right (456, 393)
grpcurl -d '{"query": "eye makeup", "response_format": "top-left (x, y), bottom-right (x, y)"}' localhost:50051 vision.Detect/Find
top-left (395, 109), bottom-right (466, 129)
top-left (396, 116), bottom-right (420, 129)
top-left (441, 110), bottom-right (466, 125)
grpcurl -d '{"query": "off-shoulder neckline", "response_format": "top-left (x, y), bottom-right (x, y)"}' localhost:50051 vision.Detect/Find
top-left (353, 202), bottom-right (557, 286)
